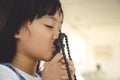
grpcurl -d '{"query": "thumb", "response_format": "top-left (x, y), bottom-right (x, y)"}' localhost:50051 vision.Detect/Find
top-left (51, 53), bottom-right (63, 63)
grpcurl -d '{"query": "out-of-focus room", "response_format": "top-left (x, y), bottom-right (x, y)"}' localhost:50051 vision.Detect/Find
top-left (60, 0), bottom-right (120, 80)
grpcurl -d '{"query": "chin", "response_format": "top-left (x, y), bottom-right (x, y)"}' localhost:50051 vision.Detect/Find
top-left (43, 55), bottom-right (54, 62)
top-left (41, 51), bottom-right (54, 61)
top-left (43, 58), bottom-right (51, 62)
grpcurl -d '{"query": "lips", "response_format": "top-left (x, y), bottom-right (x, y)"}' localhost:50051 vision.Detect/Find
top-left (52, 45), bottom-right (55, 48)
top-left (52, 46), bottom-right (56, 51)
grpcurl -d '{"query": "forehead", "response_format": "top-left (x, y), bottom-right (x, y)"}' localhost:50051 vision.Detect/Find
top-left (42, 12), bottom-right (63, 24)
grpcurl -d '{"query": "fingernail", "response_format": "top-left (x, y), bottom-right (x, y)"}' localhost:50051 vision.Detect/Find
top-left (61, 76), bottom-right (65, 79)
top-left (61, 65), bottom-right (66, 69)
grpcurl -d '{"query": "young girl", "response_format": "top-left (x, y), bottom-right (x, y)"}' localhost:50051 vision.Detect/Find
top-left (0, 0), bottom-right (75, 80)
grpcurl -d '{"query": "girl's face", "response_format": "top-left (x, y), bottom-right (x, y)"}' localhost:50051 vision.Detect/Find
top-left (15, 11), bottom-right (63, 61)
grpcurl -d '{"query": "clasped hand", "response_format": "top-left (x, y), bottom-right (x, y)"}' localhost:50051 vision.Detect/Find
top-left (42, 53), bottom-right (75, 80)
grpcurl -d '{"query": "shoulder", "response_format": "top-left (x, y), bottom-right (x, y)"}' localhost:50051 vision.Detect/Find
top-left (0, 64), bottom-right (19, 80)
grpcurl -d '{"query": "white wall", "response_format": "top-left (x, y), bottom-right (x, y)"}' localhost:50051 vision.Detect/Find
top-left (61, 0), bottom-right (120, 79)
top-left (83, 25), bottom-right (120, 79)
top-left (62, 21), bottom-right (120, 80)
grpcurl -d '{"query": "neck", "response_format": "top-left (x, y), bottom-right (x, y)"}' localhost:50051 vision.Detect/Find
top-left (11, 52), bottom-right (39, 76)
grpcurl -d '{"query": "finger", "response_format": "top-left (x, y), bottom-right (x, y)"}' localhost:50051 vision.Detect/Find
top-left (50, 53), bottom-right (63, 63)
top-left (61, 75), bottom-right (68, 80)
top-left (61, 65), bottom-right (66, 70)
top-left (69, 65), bottom-right (76, 75)
top-left (61, 64), bottom-right (75, 75)
top-left (67, 60), bottom-right (74, 66)
top-left (61, 75), bottom-right (74, 80)
top-left (61, 59), bottom-right (74, 66)
top-left (61, 68), bottom-right (75, 80)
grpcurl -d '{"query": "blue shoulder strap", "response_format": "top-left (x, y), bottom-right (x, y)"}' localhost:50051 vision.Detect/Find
top-left (36, 70), bottom-right (42, 77)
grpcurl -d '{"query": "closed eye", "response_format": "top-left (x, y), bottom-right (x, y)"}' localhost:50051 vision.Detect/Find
top-left (45, 24), bottom-right (54, 29)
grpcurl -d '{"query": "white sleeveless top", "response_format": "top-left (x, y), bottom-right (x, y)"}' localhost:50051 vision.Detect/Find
top-left (0, 64), bottom-right (41, 80)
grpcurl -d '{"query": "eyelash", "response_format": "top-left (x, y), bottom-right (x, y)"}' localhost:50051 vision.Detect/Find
top-left (45, 24), bottom-right (54, 29)
top-left (45, 24), bottom-right (61, 32)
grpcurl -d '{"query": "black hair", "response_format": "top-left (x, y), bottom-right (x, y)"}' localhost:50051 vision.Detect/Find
top-left (0, 0), bottom-right (63, 63)
top-left (0, 0), bottom-right (13, 32)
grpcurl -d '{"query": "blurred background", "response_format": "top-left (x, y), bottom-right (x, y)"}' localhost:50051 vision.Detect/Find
top-left (60, 0), bottom-right (120, 80)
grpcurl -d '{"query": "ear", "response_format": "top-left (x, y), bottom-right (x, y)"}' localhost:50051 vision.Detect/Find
top-left (14, 32), bottom-right (21, 39)
top-left (14, 22), bottom-right (30, 39)
top-left (14, 24), bottom-right (27, 39)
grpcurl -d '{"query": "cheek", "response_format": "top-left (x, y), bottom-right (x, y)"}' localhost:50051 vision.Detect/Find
top-left (20, 31), bottom-right (53, 60)
top-left (26, 35), bottom-right (47, 51)
top-left (20, 21), bottom-right (54, 60)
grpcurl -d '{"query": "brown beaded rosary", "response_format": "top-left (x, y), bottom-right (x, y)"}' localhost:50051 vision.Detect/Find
top-left (54, 32), bottom-right (77, 80)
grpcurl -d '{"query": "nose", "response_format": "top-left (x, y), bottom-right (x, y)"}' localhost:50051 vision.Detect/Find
top-left (53, 30), bottom-right (60, 40)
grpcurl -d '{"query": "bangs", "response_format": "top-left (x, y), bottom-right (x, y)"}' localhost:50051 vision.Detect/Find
top-left (36, 0), bottom-right (63, 19)
top-left (0, 0), bottom-right (63, 33)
